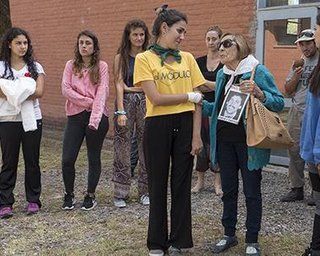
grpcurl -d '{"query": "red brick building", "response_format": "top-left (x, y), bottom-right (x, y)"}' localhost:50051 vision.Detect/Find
top-left (8, 0), bottom-right (320, 134)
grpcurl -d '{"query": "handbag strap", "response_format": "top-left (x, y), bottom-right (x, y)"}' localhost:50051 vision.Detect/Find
top-left (246, 65), bottom-right (259, 118)
top-left (250, 64), bottom-right (258, 82)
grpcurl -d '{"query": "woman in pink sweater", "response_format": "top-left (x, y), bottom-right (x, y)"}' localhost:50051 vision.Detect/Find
top-left (61, 30), bottom-right (109, 211)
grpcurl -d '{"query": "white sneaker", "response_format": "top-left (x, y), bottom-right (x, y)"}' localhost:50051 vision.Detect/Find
top-left (149, 249), bottom-right (164, 256)
top-left (140, 195), bottom-right (150, 205)
top-left (245, 243), bottom-right (261, 256)
top-left (113, 198), bottom-right (126, 208)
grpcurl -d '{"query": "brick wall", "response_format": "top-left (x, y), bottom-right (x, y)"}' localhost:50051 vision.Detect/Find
top-left (10, 0), bottom-right (256, 133)
top-left (264, 30), bottom-right (301, 94)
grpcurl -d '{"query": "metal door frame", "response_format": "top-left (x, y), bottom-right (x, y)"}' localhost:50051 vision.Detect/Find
top-left (255, 3), bottom-right (319, 165)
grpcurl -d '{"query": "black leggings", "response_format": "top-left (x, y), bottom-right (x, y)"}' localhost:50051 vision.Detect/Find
top-left (62, 111), bottom-right (108, 195)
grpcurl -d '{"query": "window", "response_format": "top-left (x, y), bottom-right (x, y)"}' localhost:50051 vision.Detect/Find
top-left (265, 18), bottom-right (311, 45)
top-left (267, 0), bottom-right (318, 7)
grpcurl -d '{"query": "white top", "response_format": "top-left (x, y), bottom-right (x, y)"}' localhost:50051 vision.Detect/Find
top-left (0, 61), bottom-right (45, 121)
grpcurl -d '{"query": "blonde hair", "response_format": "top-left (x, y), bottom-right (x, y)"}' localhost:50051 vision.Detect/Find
top-left (221, 33), bottom-right (252, 60)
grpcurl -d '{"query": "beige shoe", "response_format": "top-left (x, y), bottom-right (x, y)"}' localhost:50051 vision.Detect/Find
top-left (191, 184), bottom-right (204, 193)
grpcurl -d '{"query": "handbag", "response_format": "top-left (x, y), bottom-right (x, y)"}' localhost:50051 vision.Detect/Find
top-left (245, 65), bottom-right (294, 149)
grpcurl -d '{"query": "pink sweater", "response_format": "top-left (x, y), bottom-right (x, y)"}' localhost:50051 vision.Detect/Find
top-left (62, 60), bottom-right (109, 130)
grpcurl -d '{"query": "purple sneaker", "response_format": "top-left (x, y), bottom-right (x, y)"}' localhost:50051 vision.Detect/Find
top-left (0, 207), bottom-right (13, 219)
top-left (26, 202), bottom-right (39, 215)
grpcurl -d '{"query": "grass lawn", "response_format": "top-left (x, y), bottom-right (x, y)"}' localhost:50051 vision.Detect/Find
top-left (0, 128), bottom-right (312, 255)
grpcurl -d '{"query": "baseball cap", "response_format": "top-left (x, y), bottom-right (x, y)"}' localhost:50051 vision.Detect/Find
top-left (295, 29), bottom-right (315, 44)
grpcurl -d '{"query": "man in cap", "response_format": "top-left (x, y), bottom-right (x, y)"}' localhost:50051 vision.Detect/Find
top-left (280, 29), bottom-right (319, 204)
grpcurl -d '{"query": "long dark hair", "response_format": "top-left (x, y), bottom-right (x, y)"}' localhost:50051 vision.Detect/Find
top-left (73, 30), bottom-right (100, 85)
top-left (152, 5), bottom-right (187, 44)
top-left (309, 14), bottom-right (320, 96)
top-left (0, 27), bottom-right (38, 80)
top-left (115, 19), bottom-right (149, 83)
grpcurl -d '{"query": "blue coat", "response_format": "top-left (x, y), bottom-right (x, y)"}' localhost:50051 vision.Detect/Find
top-left (202, 64), bottom-right (285, 171)
top-left (300, 91), bottom-right (320, 164)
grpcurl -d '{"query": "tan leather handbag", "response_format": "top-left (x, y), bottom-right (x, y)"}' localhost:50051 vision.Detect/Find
top-left (245, 66), bottom-right (294, 149)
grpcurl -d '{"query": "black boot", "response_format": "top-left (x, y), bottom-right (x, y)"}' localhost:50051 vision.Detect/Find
top-left (311, 214), bottom-right (320, 254)
top-left (302, 247), bottom-right (311, 256)
top-left (280, 187), bottom-right (304, 202)
top-left (307, 191), bottom-right (316, 206)
top-left (312, 250), bottom-right (320, 256)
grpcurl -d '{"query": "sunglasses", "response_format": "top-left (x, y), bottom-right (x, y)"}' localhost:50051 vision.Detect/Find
top-left (298, 31), bottom-right (314, 38)
top-left (219, 39), bottom-right (237, 49)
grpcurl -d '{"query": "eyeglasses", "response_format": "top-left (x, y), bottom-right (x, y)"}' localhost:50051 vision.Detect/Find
top-left (219, 39), bottom-right (237, 49)
top-left (298, 31), bottom-right (314, 38)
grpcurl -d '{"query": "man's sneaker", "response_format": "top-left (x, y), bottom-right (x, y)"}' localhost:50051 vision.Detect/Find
top-left (114, 198), bottom-right (126, 208)
top-left (245, 243), bottom-right (261, 256)
top-left (307, 192), bottom-right (316, 206)
top-left (81, 194), bottom-right (97, 211)
top-left (140, 194), bottom-right (150, 206)
top-left (280, 187), bottom-right (304, 202)
top-left (168, 246), bottom-right (182, 256)
top-left (62, 193), bottom-right (76, 210)
top-left (26, 202), bottom-right (39, 215)
top-left (0, 207), bottom-right (13, 219)
top-left (302, 247), bottom-right (311, 256)
top-left (210, 235), bottom-right (238, 254)
top-left (301, 247), bottom-right (320, 256)
top-left (149, 249), bottom-right (164, 256)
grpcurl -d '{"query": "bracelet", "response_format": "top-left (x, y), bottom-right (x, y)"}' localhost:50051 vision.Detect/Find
top-left (114, 110), bottom-right (127, 115)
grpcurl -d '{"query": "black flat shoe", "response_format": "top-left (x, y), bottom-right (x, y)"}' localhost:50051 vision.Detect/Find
top-left (210, 235), bottom-right (238, 254)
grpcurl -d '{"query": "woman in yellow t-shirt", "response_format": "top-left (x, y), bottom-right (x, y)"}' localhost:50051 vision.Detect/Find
top-left (134, 5), bottom-right (205, 256)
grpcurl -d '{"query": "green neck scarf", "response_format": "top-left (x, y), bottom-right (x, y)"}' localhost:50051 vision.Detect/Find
top-left (149, 44), bottom-right (181, 66)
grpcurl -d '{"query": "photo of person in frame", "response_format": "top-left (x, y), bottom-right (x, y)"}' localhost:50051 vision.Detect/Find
top-left (218, 86), bottom-right (249, 124)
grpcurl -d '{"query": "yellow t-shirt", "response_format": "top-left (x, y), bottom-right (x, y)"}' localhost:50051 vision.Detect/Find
top-left (134, 50), bottom-right (205, 117)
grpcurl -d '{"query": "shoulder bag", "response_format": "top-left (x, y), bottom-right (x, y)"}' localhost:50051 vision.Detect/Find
top-left (245, 65), bottom-right (294, 149)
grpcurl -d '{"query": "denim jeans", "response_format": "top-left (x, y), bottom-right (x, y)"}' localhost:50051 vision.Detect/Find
top-left (217, 141), bottom-right (262, 243)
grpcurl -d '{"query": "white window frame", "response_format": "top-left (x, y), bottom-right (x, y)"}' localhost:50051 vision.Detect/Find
top-left (256, 4), bottom-right (319, 63)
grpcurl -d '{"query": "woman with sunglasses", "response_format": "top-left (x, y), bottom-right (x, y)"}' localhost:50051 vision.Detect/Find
top-left (202, 33), bottom-right (284, 255)
top-left (301, 13), bottom-right (320, 256)
top-left (134, 5), bottom-right (204, 256)
top-left (192, 25), bottom-right (223, 196)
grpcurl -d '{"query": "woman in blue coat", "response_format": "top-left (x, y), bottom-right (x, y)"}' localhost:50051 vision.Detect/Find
top-left (203, 33), bottom-right (284, 256)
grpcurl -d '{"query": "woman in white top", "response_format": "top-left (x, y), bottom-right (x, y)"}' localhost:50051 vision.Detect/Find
top-left (0, 27), bottom-right (45, 219)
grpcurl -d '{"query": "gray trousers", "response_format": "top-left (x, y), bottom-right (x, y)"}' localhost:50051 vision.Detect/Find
top-left (287, 106), bottom-right (305, 188)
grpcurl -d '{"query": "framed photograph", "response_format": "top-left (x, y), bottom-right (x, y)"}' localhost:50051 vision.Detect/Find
top-left (217, 85), bottom-right (250, 125)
